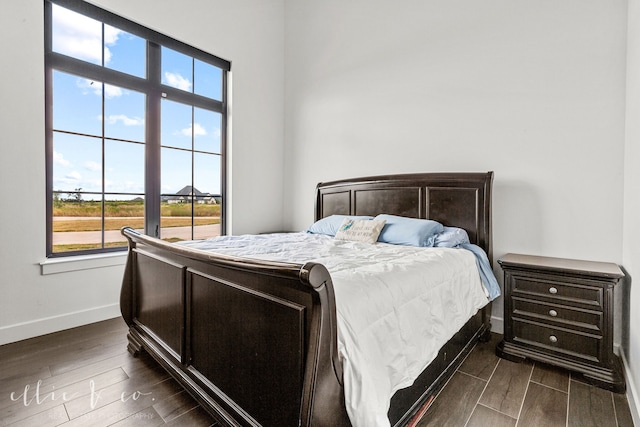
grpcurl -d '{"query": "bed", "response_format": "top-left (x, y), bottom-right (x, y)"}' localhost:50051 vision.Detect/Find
top-left (119, 171), bottom-right (495, 427)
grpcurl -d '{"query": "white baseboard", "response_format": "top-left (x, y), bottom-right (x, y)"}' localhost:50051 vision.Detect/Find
top-left (0, 304), bottom-right (121, 346)
top-left (621, 350), bottom-right (640, 426)
top-left (0, 310), bottom-right (503, 346)
top-left (490, 314), bottom-right (504, 335)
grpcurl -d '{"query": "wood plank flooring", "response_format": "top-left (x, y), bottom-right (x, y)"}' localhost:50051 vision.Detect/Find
top-left (0, 318), bottom-right (215, 427)
top-left (0, 318), bottom-right (634, 426)
top-left (418, 333), bottom-right (635, 427)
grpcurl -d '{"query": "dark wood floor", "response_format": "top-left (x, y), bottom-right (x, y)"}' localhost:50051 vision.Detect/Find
top-left (0, 318), bottom-right (216, 427)
top-left (0, 318), bottom-right (634, 426)
top-left (418, 333), bottom-right (635, 427)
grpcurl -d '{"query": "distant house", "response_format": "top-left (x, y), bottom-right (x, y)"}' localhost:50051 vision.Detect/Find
top-left (163, 185), bottom-right (218, 204)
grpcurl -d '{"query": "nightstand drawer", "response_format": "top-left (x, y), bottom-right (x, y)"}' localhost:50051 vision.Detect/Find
top-left (512, 297), bottom-right (602, 333)
top-left (512, 319), bottom-right (601, 363)
top-left (511, 275), bottom-right (602, 308)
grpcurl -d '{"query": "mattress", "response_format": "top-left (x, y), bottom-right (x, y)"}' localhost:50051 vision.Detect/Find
top-left (180, 232), bottom-right (491, 427)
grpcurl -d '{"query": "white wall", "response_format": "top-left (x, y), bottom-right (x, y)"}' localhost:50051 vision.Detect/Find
top-left (0, 0), bottom-right (285, 344)
top-left (624, 0), bottom-right (640, 422)
top-left (283, 0), bottom-right (627, 330)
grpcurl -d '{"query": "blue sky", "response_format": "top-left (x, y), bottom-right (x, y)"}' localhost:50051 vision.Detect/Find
top-left (51, 4), bottom-right (222, 201)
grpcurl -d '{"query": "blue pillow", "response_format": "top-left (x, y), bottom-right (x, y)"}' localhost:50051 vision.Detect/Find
top-left (306, 215), bottom-right (374, 236)
top-left (434, 226), bottom-right (470, 248)
top-left (374, 214), bottom-right (444, 247)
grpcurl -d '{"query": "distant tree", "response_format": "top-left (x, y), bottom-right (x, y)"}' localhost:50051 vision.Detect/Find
top-left (53, 191), bottom-right (63, 208)
top-left (68, 188), bottom-right (83, 203)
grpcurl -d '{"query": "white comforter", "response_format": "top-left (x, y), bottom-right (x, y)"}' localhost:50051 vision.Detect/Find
top-left (180, 232), bottom-right (489, 427)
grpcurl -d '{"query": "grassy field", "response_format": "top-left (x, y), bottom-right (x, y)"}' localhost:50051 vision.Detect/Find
top-left (53, 217), bottom-right (219, 232)
top-left (53, 201), bottom-right (220, 232)
top-left (54, 200), bottom-right (220, 218)
top-left (53, 238), bottom-right (183, 252)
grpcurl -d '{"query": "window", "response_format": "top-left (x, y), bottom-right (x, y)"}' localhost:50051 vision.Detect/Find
top-left (45, 0), bottom-right (229, 256)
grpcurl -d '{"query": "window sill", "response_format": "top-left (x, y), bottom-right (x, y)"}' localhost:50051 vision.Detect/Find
top-left (40, 251), bottom-right (128, 275)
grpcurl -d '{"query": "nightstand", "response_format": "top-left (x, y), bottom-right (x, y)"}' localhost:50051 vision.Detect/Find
top-left (496, 253), bottom-right (625, 392)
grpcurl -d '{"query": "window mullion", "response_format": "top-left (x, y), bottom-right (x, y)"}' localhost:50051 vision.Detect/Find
top-left (220, 70), bottom-right (228, 236)
top-left (145, 42), bottom-right (162, 238)
top-left (100, 22), bottom-right (105, 249)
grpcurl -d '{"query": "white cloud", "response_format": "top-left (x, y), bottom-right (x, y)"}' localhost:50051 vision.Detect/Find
top-left (178, 123), bottom-right (207, 137)
top-left (52, 4), bottom-right (122, 65)
top-left (108, 180), bottom-right (144, 193)
top-left (164, 72), bottom-right (192, 91)
top-left (192, 123), bottom-right (207, 136)
top-left (87, 179), bottom-right (103, 189)
top-left (55, 170), bottom-right (82, 186)
top-left (106, 114), bottom-right (144, 127)
top-left (53, 151), bottom-right (71, 167)
top-left (66, 171), bottom-right (82, 180)
top-left (76, 79), bottom-right (123, 99)
top-left (76, 78), bottom-right (101, 96)
top-left (104, 84), bottom-right (123, 99)
top-left (84, 161), bottom-right (101, 172)
top-left (104, 24), bottom-right (121, 47)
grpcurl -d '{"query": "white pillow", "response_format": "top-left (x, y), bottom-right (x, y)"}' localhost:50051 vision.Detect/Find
top-left (334, 218), bottom-right (386, 244)
top-left (306, 215), bottom-right (374, 236)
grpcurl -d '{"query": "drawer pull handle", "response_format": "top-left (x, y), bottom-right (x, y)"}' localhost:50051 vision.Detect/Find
top-left (549, 287), bottom-right (558, 294)
top-left (549, 335), bottom-right (558, 343)
top-left (549, 310), bottom-right (558, 317)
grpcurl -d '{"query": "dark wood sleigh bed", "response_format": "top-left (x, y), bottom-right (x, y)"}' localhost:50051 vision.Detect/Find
top-left (119, 171), bottom-right (494, 427)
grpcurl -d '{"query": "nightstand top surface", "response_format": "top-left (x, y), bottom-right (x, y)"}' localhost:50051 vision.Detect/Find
top-left (498, 253), bottom-right (624, 279)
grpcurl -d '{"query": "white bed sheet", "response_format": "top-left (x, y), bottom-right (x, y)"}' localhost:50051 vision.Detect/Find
top-left (180, 232), bottom-right (489, 427)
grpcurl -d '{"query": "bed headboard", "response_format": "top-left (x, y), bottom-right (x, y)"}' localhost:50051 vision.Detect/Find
top-left (315, 171), bottom-right (494, 261)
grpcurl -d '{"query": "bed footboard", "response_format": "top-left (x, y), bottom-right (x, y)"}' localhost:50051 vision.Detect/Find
top-left (120, 227), bottom-right (351, 427)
